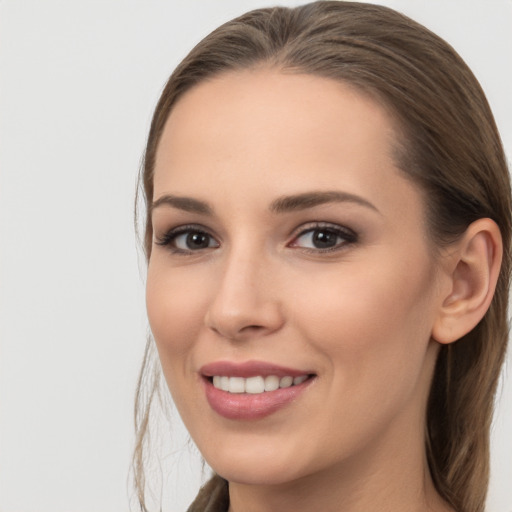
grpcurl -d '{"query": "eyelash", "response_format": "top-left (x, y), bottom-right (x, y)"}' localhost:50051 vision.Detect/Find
top-left (155, 224), bottom-right (218, 254)
top-left (289, 222), bottom-right (358, 253)
top-left (155, 222), bottom-right (358, 255)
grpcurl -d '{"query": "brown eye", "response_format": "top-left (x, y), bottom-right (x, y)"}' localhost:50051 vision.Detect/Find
top-left (155, 225), bottom-right (220, 253)
top-left (310, 229), bottom-right (339, 249)
top-left (290, 225), bottom-right (357, 251)
top-left (173, 231), bottom-right (219, 251)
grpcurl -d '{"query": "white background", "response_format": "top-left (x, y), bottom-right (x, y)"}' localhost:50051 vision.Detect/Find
top-left (0, 1), bottom-right (510, 511)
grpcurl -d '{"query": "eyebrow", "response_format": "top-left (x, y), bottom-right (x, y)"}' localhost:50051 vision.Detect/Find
top-left (270, 191), bottom-right (380, 214)
top-left (150, 194), bottom-right (213, 215)
top-left (150, 190), bottom-right (379, 216)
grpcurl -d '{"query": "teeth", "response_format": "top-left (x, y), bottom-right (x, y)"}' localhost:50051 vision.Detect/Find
top-left (229, 377), bottom-right (245, 393)
top-left (264, 375), bottom-right (280, 392)
top-left (220, 376), bottom-right (230, 392)
top-left (245, 376), bottom-right (265, 394)
top-left (211, 374), bottom-right (310, 394)
top-left (293, 375), bottom-right (308, 385)
top-left (280, 376), bottom-right (293, 388)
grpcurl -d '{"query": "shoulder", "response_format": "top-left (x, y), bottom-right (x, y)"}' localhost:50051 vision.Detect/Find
top-left (187, 475), bottom-right (229, 512)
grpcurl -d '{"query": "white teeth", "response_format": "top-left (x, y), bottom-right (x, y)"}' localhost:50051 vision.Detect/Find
top-left (279, 376), bottom-right (293, 388)
top-left (229, 377), bottom-right (245, 393)
top-left (245, 376), bottom-right (265, 394)
top-left (220, 376), bottom-right (230, 392)
top-left (264, 375), bottom-right (280, 392)
top-left (293, 375), bottom-right (308, 385)
top-left (211, 374), bottom-right (310, 394)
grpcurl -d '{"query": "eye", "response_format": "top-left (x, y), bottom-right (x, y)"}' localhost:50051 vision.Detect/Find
top-left (173, 231), bottom-right (218, 251)
top-left (289, 224), bottom-right (357, 252)
top-left (155, 225), bottom-right (220, 253)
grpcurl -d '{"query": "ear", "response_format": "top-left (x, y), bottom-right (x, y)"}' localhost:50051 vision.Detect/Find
top-left (432, 218), bottom-right (503, 344)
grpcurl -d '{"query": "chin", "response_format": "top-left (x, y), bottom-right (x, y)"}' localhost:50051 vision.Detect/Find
top-left (201, 440), bottom-right (310, 486)
top-left (214, 461), bottom-right (304, 487)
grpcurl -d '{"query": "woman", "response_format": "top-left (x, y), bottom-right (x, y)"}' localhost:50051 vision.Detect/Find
top-left (134, 2), bottom-right (511, 511)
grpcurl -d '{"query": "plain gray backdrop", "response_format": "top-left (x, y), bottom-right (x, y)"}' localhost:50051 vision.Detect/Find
top-left (1, 1), bottom-right (510, 511)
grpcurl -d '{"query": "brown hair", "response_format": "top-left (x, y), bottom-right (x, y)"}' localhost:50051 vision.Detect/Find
top-left (134, 2), bottom-right (511, 511)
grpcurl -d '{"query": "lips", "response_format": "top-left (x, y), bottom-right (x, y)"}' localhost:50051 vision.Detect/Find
top-left (200, 360), bottom-right (316, 420)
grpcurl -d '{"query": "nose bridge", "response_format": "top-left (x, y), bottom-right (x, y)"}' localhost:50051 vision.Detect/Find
top-left (205, 239), bottom-right (283, 340)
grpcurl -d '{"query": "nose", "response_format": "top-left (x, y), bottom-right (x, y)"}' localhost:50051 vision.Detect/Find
top-left (204, 249), bottom-right (285, 341)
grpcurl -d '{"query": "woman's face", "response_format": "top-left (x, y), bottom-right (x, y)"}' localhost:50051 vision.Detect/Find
top-left (147, 70), bottom-right (446, 486)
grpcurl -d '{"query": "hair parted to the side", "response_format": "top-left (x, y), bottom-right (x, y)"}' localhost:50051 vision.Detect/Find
top-left (133, 2), bottom-right (511, 511)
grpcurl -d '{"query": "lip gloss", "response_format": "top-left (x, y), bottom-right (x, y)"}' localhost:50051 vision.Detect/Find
top-left (200, 360), bottom-right (315, 420)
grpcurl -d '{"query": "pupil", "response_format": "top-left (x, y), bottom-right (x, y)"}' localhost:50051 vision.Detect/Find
top-left (187, 232), bottom-right (209, 249)
top-left (313, 230), bottom-right (337, 248)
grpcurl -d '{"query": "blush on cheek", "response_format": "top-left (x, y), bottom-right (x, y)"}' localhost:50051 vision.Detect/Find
top-left (146, 275), bottom-right (208, 363)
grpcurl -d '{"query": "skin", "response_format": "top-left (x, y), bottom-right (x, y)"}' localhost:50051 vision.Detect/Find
top-left (146, 69), bottom-right (457, 512)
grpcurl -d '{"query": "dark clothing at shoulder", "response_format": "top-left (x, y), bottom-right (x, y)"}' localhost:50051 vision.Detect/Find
top-left (187, 475), bottom-right (229, 512)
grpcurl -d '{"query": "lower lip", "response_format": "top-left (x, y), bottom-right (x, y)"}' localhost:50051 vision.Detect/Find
top-left (203, 377), bottom-right (314, 420)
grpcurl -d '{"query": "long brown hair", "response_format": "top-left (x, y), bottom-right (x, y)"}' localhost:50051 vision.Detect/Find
top-left (134, 3), bottom-right (511, 511)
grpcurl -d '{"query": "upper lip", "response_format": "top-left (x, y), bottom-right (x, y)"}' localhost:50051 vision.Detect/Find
top-left (200, 360), bottom-right (314, 378)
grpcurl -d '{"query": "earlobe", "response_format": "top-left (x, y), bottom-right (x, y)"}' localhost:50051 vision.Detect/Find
top-left (432, 218), bottom-right (502, 345)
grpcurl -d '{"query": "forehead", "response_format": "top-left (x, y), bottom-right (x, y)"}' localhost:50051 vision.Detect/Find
top-left (152, 69), bottom-right (423, 227)
top-left (160, 70), bottom-right (396, 152)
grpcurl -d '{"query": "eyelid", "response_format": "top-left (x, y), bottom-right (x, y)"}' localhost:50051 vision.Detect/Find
top-left (153, 221), bottom-right (357, 255)
top-left (154, 223), bottom-right (220, 253)
top-left (288, 222), bottom-right (358, 251)
top-left (289, 221), bottom-right (357, 238)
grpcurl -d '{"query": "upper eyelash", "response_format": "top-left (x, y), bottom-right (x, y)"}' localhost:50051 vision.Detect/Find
top-left (292, 222), bottom-right (357, 240)
top-left (154, 224), bottom-right (214, 247)
top-left (154, 222), bottom-right (358, 252)
top-left (289, 222), bottom-right (358, 250)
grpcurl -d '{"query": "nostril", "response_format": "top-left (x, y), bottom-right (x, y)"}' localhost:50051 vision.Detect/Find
top-left (208, 323), bottom-right (271, 341)
top-left (204, 298), bottom-right (285, 340)
top-left (238, 324), bottom-right (269, 336)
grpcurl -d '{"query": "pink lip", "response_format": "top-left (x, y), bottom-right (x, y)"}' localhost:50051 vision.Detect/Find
top-left (200, 360), bottom-right (316, 420)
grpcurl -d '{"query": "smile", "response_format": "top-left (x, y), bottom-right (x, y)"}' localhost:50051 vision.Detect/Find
top-left (211, 375), bottom-right (309, 394)
top-left (200, 361), bottom-right (316, 420)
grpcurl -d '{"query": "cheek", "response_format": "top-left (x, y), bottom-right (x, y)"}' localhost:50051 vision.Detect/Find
top-left (145, 261), bottom-right (214, 423)
top-left (292, 252), bottom-right (437, 382)
top-left (146, 261), bottom-right (207, 366)
top-left (285, 255), bottom-right (439, 457)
